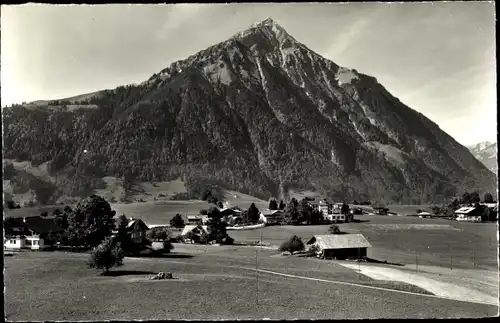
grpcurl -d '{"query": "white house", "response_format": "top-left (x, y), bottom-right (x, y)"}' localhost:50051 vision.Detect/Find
top-left (324, 213), bottom-right (346, 223)
top-left (454, 207), bottom-right (481, 222)
top-left (259, 209), bottom-right (284, 225)
top-left (4, 216), bottom-right (64, 250)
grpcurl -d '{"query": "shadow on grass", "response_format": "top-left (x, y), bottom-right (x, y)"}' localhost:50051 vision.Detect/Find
top-left (101, 270), bottom-right (157, 277)
top-left (351, 219), bottom-right (370, 223)
top-left (365, 257), bottom-right (404, 266)
top-left (128, 252), bottom-right (194, 259)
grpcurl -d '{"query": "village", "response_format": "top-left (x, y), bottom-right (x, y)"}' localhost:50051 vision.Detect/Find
top-left (4, 194), bottom-right (498, 260)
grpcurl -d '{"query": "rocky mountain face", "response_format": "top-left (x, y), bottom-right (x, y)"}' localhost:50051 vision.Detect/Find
top-left (468, 142), bottom-right (497, 174)
top-left (2, 18), bottom-right (497, 205)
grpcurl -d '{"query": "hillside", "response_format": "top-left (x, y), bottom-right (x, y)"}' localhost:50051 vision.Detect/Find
top-left (468, 141), bottom-right (497, 174)
top-left (2, 18), bottom-right (496, 205)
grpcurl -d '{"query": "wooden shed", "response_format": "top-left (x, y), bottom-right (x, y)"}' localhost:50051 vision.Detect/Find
top-left (306, 234), bottom-right (372, 260)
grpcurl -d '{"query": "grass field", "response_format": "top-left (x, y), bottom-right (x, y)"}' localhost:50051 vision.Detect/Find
top-left (230, 215), bottom-right (498, 271)
top-left (4, 247), bottom-right (498, 320)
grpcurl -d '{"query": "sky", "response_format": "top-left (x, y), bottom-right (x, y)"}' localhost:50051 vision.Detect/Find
top-left (1, 2), bottom-right (496, 146)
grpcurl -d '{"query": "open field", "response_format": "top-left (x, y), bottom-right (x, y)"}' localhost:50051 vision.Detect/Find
top-left (231, 215), bottom-right (498, 271)
top-left (4, 248), bottom-right (498, 320)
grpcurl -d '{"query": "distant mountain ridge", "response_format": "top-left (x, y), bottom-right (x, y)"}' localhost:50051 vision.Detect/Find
top-left (468, 141), bottom-right (497, 174)
top-left (2, 18), bottom-right (496, 205)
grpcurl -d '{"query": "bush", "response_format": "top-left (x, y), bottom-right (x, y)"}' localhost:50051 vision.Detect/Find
top-left (146, 227), bottom-right (171, 242)
top-left (87, 237), bottom-right (124, 274)
top-left (170, 214), bottom-right (185, 228)
top-left (151, 241), bottom-right (174, 253)
top-left (278, 235), bottom-right (305, 255)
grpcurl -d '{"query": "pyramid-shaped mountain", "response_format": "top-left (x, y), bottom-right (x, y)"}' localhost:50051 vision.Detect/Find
top-left (2, 18), bottom-right (496, 204)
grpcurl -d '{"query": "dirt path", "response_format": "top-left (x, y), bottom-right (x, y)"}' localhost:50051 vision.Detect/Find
top-left (338, 263), bottom-right (498, 305)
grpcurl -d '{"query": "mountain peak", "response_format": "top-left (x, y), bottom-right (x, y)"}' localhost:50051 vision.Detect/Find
top-left (252, 17), bottom-right (278, 28)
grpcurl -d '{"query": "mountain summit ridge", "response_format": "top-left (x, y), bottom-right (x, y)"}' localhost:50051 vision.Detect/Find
top-left (2, 19), bottom-right (496, 205)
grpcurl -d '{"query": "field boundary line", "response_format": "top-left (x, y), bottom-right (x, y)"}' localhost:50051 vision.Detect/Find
top-left (242, 267), bottom-right (499, 307)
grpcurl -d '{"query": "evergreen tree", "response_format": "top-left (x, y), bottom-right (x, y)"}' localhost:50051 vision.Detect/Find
top-left (247, 203), bottom-right (260, 224)
top-left (284, 198), bottom-right (300, 225)
top-left (268, 199), bottom-right (278, 210)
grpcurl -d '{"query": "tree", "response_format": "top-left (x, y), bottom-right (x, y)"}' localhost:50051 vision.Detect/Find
top-left (340, 203), bottom-right (350, 215)
top-left (470, 192), bottom-right (480, 204)
top-left (430, 206), bottom-right (442, 215)
top-left (217, 201), bottom-right (224, 209)
top-left (268, 199), bottom-right (278, 210)
top-left (207, 206), bottom-right (220, 218)
top-left (278, 235), bottom-right (305, 255)
top-left (87, 236), bottom-right (124, 274)
top-left (146, 227), bottom-right (171, 242)
top-left (298, 199), bottom-right (312, 224)
top-left (328, 224), bottom-right (342, 234)
top-left (66, 195), bottom-right (116, 248)
top-left (279, 200), bottom-right (286, 210)
top-left (284, 198), bottom-right (300, 225)
top-left (40, 211), bottom-right (48, 218)
top-left (247, 203), bottom-right (260, 224)
top-left (484, 193), bottom-right (494, 203)
top-left (200, 209), bottom-right (208, 215)
top-left (116, 214), bottom-right (129, 231)
top-left (170, 214), bottom-right (185, 228)
top-left (207, 214), bottom-right (232, 244)
top-left (310, 209), bottom-right (323, 225)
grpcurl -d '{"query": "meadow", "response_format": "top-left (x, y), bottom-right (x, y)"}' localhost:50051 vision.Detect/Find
top-left (4, 246), bottom-right (497, 320)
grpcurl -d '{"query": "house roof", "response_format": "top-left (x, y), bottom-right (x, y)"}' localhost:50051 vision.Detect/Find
top-left (4, 216), bottom-right (64, 234)
top-left (417, 212), bottom-right (432, 215)
top-left (260, 209), bottom-right (282, 216)
top-left (127, 219), bottom-right (149, 231)
top-left (454, 207), bottom-right (476, 214)
top-left (181, 225), bottom-right (209, 236)
top-left (306, 234), bottom-right (372, 249)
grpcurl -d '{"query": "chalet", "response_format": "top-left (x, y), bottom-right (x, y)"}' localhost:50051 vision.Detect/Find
top-left (259, 209), bottom-right (285, 225)
top-left (454, 207), bottom-right (483, 222)
top-left (306, 234), bottom-right (372, 260)
top-left (4, 216), bottom-right (64, 250)
top-left (181, 225), bottom-right (209, 243)
top-left (124, 218), bottom-right (149, 244)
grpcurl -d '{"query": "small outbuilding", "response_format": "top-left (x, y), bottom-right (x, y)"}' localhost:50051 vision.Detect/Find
top-left (306, 234), bottom-right (372, 260)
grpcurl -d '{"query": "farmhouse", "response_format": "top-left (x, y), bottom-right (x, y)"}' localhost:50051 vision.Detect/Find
top-left (454, 207), bottom-right (483, 222)
top-left (306, 234), bottom-right (372, 260)
top-left (259, 209), bottom-right (285, 225)
top-left (4, 216), bottom-right (64, 250)
top-left (124, 218), bottom-right (149, 244)
top-left (181, 225), bottom-right (209, 243)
